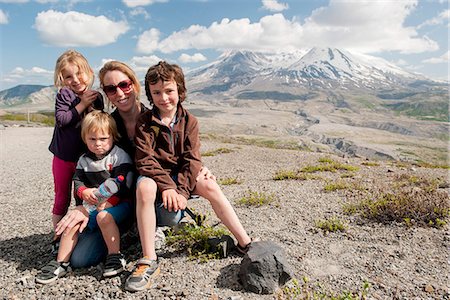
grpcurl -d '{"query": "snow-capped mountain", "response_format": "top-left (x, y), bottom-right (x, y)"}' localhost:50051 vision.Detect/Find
top-left (187, 47), bottom-right (433, 95)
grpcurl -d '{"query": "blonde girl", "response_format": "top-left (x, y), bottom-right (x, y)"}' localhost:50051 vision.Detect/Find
top-left (48, 50), bottom-right (104, 252)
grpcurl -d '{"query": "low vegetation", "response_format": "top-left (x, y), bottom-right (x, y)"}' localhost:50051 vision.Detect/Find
top-left (315, 217), bottom-right (347, 233)
top-left (301, 160), bottom-right (359, 173)
top-left (201, 147), bottom-right (234, 157)
top-left (273, 170), bottom-right (321, 181)
top-left (218, 177), bottom-right (242, 185)
top-left (165, 221), bottom-right (230, 261)
top-left (343, 174), bottom-right (449, 228)
top-left (237, 190), bottom-right (275, 206)
top-left (200, 133), bottom-right (308, 151)
top-left (0, 112), bottom-right (54, 126)
top-left (277, 277), bottom-right (370, 300)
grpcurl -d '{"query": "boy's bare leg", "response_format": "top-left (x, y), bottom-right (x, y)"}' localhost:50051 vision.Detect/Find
top-left (194, 178), bottom-right (251, 247)
top-left (97, 211), bottom-right (120, 254)
top-left (57, 223), bottom-right (81, 262)
top-left (136, 178), bottom-right (158, 260)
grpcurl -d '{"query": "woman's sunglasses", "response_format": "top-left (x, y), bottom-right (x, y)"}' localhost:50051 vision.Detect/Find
top-left (102, 80), bottom-right (133, 96)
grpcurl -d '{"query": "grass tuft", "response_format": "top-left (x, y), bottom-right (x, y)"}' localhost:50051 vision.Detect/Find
top-left (315, 217), bottom-right (347, 233)
top-left (218, 177), bottom-right (242, 185)
top-left (165, 222), bottom-right (230, 261)
top-left (237, 190), bottom-right (275, 206)
top-left (201, 147), bottom-right (234, 157)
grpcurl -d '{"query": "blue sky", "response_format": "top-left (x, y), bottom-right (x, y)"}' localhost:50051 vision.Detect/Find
top-left (0, 0), bottom-right (448, 91)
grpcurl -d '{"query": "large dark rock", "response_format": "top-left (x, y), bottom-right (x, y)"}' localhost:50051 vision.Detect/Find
top-left (238, 241), bottom-right (293, 294)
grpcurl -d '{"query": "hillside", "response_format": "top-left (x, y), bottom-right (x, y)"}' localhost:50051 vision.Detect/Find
top-left (0, 126), bottom-right (448, 299)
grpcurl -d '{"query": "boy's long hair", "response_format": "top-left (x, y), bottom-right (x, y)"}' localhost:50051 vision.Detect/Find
top-left (98, 60), bottom-right (141, 105)
top-left (81, 110), bottom-right (120, 144)
top-left (145, 61), bottom-right (187, 105)
top-left (54, 50), bottom-right (94, 89)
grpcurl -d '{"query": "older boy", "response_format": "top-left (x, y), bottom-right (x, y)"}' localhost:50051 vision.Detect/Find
top-left (125, 61), bottom-right (253, 292)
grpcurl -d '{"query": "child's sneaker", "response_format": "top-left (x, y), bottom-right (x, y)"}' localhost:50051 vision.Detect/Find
top-left (125, 257), bottom-right (160, 292)
top-left (35, 260), bottom-right (71, 284)
top-left (103, 253), bottom-right (126, 277)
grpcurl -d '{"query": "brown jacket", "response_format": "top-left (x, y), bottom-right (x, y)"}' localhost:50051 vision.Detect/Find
top-left (135, 104), bottom-right (202, 199)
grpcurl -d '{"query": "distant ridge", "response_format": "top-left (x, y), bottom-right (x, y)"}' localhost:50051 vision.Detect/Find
top-left (0, 84), bottom-right (55, 108)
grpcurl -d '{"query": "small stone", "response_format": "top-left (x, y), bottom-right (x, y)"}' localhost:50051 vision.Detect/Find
top-left (424, 284), bottom-right (434, 293)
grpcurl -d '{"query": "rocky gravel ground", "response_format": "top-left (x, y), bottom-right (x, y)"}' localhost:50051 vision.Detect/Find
top-left (0, 126), bottom-right (448, 300)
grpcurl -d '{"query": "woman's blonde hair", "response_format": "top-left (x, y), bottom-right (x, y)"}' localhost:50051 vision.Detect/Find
top-left (54, 50), bottom-right (94, 89)
top-left (98, 61), bottom-right (141, 106)
top-left (81, 110), bottom-right (120, 144)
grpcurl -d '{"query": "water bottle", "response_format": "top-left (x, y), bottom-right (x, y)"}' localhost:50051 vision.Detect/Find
top-left (83, 175), bottom-right (124, 213)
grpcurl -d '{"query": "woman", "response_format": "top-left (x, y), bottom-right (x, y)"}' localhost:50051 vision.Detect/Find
top-left (56, 61), bottom-right (212, 268)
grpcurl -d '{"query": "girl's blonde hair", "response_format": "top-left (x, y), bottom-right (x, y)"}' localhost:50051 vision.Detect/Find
top-left (98, 61), bottom-right (141, 106)
top-left (81, 110), bottom-right (120, 144)
top-left (54, 50), bottom-right (95, 89)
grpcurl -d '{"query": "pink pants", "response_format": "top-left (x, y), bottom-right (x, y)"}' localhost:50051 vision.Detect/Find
top-left (52, 156), bottom-right (77, 216)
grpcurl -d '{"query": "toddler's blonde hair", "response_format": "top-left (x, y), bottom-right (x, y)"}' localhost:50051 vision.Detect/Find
top-left (81, 110), bottom-right (120, 144)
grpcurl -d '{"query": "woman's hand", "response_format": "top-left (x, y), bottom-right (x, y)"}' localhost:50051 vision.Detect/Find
top-left (55, 206), bottom-right (89, 235)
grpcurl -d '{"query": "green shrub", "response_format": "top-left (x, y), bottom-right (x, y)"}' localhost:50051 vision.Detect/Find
top-left (165, 222), bottom-right (230, 261)
top-left (273, 169), bottom-right (321, 181)
top-left (201, 147), bottom-right (234, 157)
top-left (277, 277), bottom-right (370, 300)
top-left (324, 181), bottom-right (351, 192)
top-left (237, 190), bottom-right (275, 206)
top-left (315, 217), bottom-right (347, 233)
top-left (218, 177), bottom-right (241, 185)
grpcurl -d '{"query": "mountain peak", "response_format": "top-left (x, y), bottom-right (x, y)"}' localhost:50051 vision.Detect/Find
top-left (187, 48), bottom-right (434, 94)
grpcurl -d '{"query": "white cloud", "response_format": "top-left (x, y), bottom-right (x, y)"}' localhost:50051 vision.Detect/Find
top-left (2, 66), bottom-right (53, 88)
top-left (261, 0), bottom-right (288, 12)
top-left (130, 7), bottom-right (150, 19)
top-left (122, 0), bottom-right (167, 8)
top-left (302, 0), bottom-right (437, 54)
top-left (136, 28), bottom-right (161, 53)
top-left (418, 9), bottom-right (449, 29)
top-left (422, 51), bottom-right (449, 64)
top-left (135, 0), bottom-right (437, 55)
top-left (35, 0), bottom-right (58, 3)
top-left (0, 9), bottom-right (8, 24)
top-left (0, 0), bottom-right (28, 3)
top-left (178, 53), bottom-right (207, 63)
top-left (34, 10), bottom-right (129, 47)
